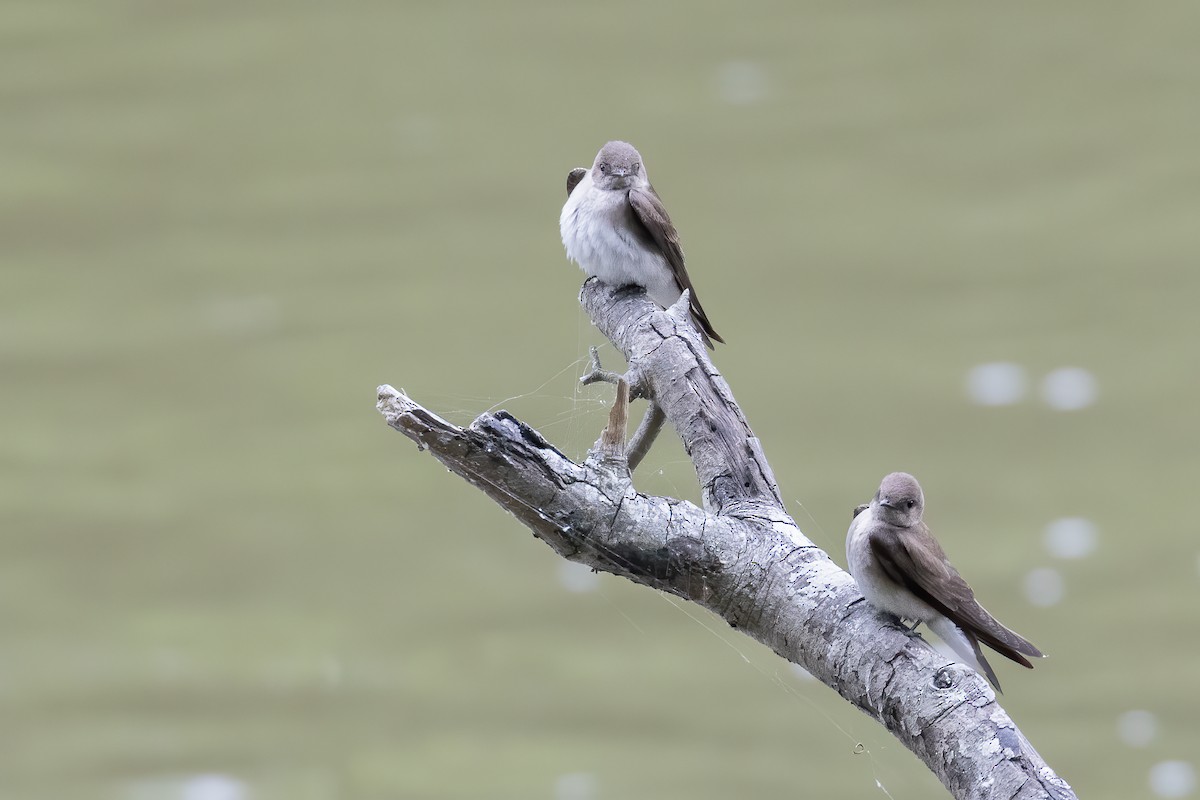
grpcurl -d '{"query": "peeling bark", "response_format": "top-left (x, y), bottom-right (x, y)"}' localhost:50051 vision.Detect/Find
top-left (375, 280), bottom-right (1076, 800)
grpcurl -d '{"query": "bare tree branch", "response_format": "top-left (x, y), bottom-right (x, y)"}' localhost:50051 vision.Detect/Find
top-left (375, 280), bottom-right (1076, 800)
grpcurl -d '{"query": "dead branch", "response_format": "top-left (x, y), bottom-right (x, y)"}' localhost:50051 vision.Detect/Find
top-left (375, 280), bottom-right (1075, 800)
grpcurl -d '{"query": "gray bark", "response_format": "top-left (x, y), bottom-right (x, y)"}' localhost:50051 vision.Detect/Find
top-left (375, 279), bottom-right (1076, 800)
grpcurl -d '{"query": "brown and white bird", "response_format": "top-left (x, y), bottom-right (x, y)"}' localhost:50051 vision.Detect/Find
top-left (559, 140), bottom-right (723, 348)
top-left (846, 472), bottom-right (1044, 691)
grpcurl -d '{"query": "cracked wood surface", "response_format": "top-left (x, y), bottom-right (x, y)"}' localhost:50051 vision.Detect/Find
top-left (375, 280), bottom-right (1075, 800)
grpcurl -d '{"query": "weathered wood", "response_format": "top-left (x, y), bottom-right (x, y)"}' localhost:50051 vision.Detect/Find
top-left (626, 402), bottom-right (665, 471)
top-left (375, 280), bottom-right (1075, 800)
top-left (597, 378), bottom-right (629, 460)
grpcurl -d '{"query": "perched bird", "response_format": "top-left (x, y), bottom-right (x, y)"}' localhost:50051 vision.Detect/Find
top-left (846, 472), bottom-right (1044, 691)
top-left (560, 140), bottom-right (723, 348)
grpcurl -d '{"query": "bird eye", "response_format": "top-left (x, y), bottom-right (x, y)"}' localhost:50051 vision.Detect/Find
top-left (632, 162), bottom-right (640, 172)
top-left (906, 500), bottom-right (915, 509)
top-left (598, 162), bottom-right (608, 173)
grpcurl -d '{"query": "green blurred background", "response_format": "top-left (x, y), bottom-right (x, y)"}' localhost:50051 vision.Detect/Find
top-left (4, 1), bottom-right (1198, 798)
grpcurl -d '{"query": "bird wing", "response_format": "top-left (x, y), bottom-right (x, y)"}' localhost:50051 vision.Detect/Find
top-left (566, 168), bottom-right (587, 198)
top-left (627, 185), bottom-right (724, 347)
top-left (868, 525), bottom-right (1042, 667)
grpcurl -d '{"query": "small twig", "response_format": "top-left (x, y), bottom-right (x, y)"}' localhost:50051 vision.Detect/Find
top-left (581, 347), bottom-right (661, 471)
top-left (579, 346), bottom-right (624, 388)
top-left (627, 403), bottom-right (666, 471)
top-left (580, 346), bottom-right (651, 401)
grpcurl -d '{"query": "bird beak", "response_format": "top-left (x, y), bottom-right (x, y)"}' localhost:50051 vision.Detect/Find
top-left (878, 496), bottom-right (895, 510)
top-left (610, 167), bottom-right (629, 178)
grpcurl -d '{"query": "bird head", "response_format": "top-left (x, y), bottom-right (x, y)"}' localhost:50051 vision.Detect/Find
top-left (873, 471), bottom-right (925, 527)
top-left (592, 140), bottom-right (644, 189)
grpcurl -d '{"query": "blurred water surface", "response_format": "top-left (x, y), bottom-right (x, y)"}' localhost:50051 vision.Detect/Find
top-left (3, 2), bottom-right (1199, 798)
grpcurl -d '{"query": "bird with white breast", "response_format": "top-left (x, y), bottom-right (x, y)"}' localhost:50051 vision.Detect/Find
top-left (846, 472), bottom-right (1044, 691)
top-left (560, 140), bottom-right (723, 349)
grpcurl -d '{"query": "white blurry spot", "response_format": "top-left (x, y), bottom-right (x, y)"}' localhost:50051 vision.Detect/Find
top-left (1044, 518), bottom-right (1098, 560)
top-left (555, 772), bottom-right (598, 800)
top-left (714, 60), bottom-right (769, 105)
top-left (1041, 367), bottom-right (1098, 411)
top-left (126, 774), bottom-right (248, 800)
top-left (1150, 761), bottom-right (1197, 798)
top-left (182, 775), bottom-right (248, 800)
top-left (200, 295), bottom-right (281, 337)
top-left (966, 362), bottom-right (1027, 406)
top-left (789, 663), bottom-right (817, 682)
top-left (558, 561), bottom-right (600, 593)
top-left (1023, 568), bottom-right (1065, 607)
top-left (1118, 710), bottom-right (1159, 748)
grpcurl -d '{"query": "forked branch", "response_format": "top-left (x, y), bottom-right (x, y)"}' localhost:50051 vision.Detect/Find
top-left (375, 280), bottom-right (1075, 800)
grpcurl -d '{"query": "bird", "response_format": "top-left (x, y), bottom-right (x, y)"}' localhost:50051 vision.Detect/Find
top-left (846, 472), bottom-right (1044, 691)
top-left (560, 140), bottom-right (723, 348)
